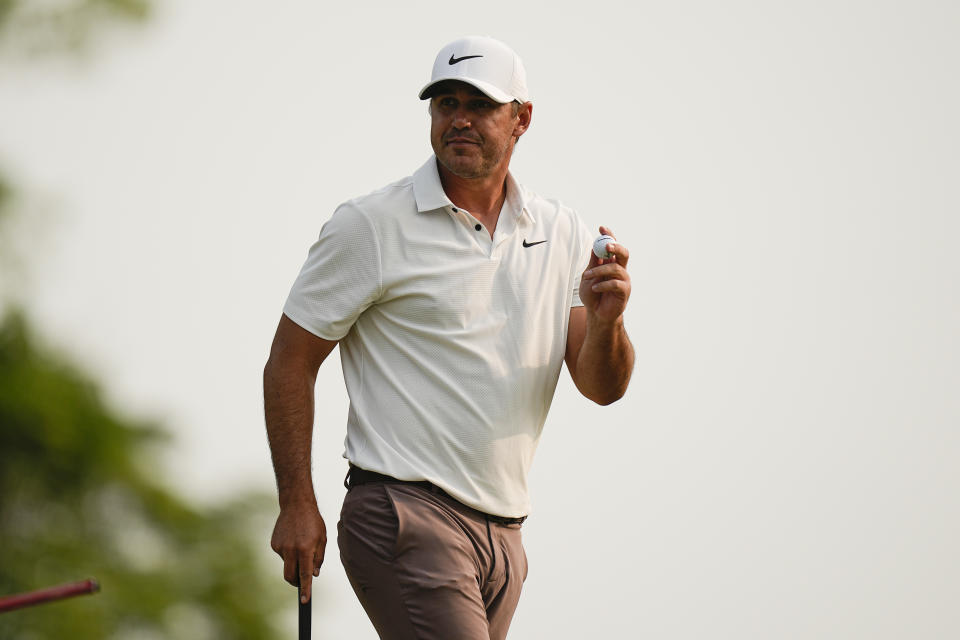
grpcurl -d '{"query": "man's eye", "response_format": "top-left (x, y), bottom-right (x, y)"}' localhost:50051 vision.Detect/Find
top-left (471, 100), bottom-right (492, 110)
top-left (439, 98), bottom-right (457, 108)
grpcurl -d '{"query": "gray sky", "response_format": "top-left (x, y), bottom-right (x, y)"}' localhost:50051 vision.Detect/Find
top-left (1, 1), bottom-right (958, 637)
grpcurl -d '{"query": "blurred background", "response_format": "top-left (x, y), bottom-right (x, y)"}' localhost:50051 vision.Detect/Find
top-left (1, 0), bottom-right (957, 638)
top-left (2, 4), bottom-right (287, 638)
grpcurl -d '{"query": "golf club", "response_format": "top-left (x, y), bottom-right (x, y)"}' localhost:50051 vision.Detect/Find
top-left (298, 573), bottom-right (311, 640)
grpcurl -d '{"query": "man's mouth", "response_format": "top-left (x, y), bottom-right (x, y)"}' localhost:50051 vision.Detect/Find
top-left (446, 136), bottom-right (481, 145)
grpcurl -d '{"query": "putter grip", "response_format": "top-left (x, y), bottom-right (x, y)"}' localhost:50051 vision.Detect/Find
top-left (298, 576), bottom-right (311, 640)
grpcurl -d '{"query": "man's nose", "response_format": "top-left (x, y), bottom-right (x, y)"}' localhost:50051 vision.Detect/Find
top-left (452, 108), bottom-right (471, 129)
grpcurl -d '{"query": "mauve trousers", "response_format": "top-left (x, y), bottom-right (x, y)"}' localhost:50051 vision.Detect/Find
top-left (338, 482), bottom-right (528, 640)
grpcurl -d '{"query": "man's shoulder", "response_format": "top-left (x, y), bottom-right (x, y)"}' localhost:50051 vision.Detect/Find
top-left (523, 187), bottom-right (573, 214)
top-left (519, 184), bottom-right (586, 230)
top-left (340, 172), bottom-right (417, 221)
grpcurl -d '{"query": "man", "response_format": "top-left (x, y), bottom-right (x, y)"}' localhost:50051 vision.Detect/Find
top-left (264, 36), bottom-right (634, 639)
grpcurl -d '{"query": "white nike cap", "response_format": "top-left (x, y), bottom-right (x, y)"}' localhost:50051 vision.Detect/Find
top-left (419, 36), bottom-right (529, 104)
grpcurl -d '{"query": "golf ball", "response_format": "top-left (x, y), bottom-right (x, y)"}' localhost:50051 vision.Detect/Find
top-left (593, 234), bottom-right (616, 259)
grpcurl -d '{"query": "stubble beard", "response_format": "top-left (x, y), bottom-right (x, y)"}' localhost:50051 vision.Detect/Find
top-left (436, 136), bottom-right (513, 180)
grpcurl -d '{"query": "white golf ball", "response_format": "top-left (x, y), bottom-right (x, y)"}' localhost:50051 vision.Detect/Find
top-left (593, 234), bottom-right (616, 259)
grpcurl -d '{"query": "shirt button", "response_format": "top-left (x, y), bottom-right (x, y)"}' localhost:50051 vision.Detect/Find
top-left (475, 224), bottom-right (482, 231)
top-left (451, 207), bottom-right (458, 212)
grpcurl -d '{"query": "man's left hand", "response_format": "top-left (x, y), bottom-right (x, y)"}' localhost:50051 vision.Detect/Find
top-left (579, 226), bottom-right (631, 323)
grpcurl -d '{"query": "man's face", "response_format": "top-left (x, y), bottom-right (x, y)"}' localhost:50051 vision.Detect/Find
top-left (429, 81), bottom-right (528, 180)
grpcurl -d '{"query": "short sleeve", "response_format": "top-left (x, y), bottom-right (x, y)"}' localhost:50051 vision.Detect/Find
top-left (283, 202), bottom-right (382, 340)
top-left (570, 216), bottom-right (594, 308)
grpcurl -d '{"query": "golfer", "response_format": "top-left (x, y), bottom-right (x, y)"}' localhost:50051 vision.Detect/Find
top-left (264, 36), bottom-right (634, 640)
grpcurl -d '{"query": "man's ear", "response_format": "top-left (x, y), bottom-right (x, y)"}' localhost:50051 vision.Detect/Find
top-left (514, 101), bottom-right (533, 139)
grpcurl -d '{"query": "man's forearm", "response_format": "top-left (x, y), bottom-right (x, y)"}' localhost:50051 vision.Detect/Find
top-left (263, 359), bottom-right (318, 507)
top-left (574, 316), bottom-right (634, 405)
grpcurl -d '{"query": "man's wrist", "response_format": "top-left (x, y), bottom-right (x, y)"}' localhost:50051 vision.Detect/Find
top-left (585, 313), bottom-right (625, 336)
top-left (277, 484), bottom-right (318, 510)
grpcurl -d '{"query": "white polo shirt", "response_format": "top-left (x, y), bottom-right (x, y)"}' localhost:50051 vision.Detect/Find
top-left (284, 156), bottom-right (593, 517)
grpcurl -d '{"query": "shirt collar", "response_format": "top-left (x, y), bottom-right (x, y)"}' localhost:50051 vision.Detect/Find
top-left (412, 157), bottom-right (452, 213)
top-left (412, 156), bottom-right (534, 225)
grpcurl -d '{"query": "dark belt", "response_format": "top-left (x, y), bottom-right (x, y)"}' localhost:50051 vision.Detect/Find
top-left (345, 465), bottom-right (526, 526)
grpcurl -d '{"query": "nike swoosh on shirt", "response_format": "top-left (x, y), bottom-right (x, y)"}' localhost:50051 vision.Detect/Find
top-left (522, 239), bottom-right (547, 248)
top-left (448, 54), bottom-right (483, 65)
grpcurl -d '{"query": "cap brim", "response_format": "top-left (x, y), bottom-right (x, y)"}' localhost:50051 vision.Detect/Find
top-left (418, 77), bottom-right (515, 103)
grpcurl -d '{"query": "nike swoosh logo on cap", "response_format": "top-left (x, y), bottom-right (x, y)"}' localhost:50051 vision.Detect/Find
top-left (522, 239), bottom-right (547, 248)
top-left (449, 54), bottom-right (483, 65)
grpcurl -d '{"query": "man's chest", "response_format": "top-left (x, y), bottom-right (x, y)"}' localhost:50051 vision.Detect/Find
top-left (373, 229), bottom-right (573, 333)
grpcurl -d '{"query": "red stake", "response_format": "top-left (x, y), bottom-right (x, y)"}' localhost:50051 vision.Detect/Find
top-left (0, 579), bottom-right (100, 613)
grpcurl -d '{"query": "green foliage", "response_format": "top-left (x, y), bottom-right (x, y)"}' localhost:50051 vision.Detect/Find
top-left (0, 174), bottom-right (10, 228)
top-left (0, 311), bottom-right (286, 638)
top-left (0, 0), bottom-right (150, 58)
top-left (0, 173), bottom-right (9, 206)
top-left (1, 2), bottom-right (293, 635)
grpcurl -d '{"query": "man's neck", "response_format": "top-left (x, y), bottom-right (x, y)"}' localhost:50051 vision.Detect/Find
top-left (436, 160), bottom-right (510, 235)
